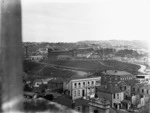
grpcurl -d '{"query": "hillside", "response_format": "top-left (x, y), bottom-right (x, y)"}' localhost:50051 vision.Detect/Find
top-left (23, 61), bottom-right (77, 79)
top-left (49, 60), bottom-right (140, 75)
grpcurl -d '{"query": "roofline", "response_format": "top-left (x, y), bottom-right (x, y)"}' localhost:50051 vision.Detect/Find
top-left (70, 77), bottom-right (101, 82)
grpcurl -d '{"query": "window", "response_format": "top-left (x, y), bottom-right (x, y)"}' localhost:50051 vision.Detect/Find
top-left (74, 83), bottom-right (77, 88)
top-left (142, 89), bottom-right (144, 93)
top-left (113, 94), bottom-right (116, 99)
top-left (78, 83), bottom-right (81, 88)
top-left (147, 90), bottom-right (149, 94)
top-left (88, 81), bottom-right (90, 86)
top-left (83, 82), bottom-right (85, 87)
top-left (124, 86), bottom-right (126, 90)
top-left (78, 90), bottom-right (80, 96)
top-left (117, 93), bottom-right (119, 99)
top-left (133, 88), bottom-right (135, 91)
top-left (74, 90), bottom-right (76, 97)
top-left (92, 81), bottom-right (94, 85)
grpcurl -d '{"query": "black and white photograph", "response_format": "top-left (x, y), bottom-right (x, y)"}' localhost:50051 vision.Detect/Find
top-left (0, 0), bottom-right (150, 113)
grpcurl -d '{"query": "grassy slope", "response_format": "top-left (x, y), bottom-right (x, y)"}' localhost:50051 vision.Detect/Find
top-left (23, 61), bottom-right (76, 79)
top-left (23, 59), bottom-right (140, 80)
top-left (49, 60), bottom-right (140, 74)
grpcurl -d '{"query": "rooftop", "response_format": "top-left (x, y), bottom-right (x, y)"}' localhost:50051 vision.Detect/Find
top-left (53, 96), bottom-right (89, 108)
top-left (102, 70), bottom-right (131, 76)
top-left (65, 75), bottom-right (100, 83)
top-left (97, 83), bottom-right (122, 94)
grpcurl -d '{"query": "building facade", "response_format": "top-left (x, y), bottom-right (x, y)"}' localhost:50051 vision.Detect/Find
top-left (96, 83), bottom-right (124, 109)
top-left (94, 70), bottom-right (135, 85)
top-left (63, 76), bottom-right (101, 100)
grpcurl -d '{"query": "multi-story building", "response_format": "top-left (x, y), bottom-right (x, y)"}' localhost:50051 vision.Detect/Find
top-left (94, 70), bottom-right (135, 85)
top-left (96, 83), bottom-right (124, 109)
top-left (63, 76), bottom-right (101, 100)
top-left (139, 84), bottom-right (150, 103)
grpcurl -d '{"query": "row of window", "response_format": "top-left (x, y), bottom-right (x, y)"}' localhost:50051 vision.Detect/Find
top-left (132, 88), bottom-right (149, 94)
top-left (74, 81), bottom-right (95, 88)
top-left (113, 93), bottom-right (120, 99)
top-left (120, 77), bottom-right (133, 80)
top-left (141, 89), bottom-right (149, 94)
top-left (103, 76), bottom-right (133, 81)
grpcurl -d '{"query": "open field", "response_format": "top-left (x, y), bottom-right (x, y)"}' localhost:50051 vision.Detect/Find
top-left (49, 60), bottom-right (140, 74)
top-left (23, 59), bottom-right (140, 80)
top-left (24, 61), bottom-right (77, 79)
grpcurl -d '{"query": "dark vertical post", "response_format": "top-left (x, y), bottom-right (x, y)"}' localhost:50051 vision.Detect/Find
top-left (0, 0), bottom-right (23, 112)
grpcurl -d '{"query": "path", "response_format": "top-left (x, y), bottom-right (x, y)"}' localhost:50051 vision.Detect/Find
top-left (98, 60), bottom-right (112, 68)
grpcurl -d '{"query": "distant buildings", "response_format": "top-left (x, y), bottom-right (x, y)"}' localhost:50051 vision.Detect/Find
top-left (136, 74), bottom-right (150, 83)
top-left (29, 55), bottom-right (44, 62)
top-left (48, 48), bottom-right (76, 60)
top-left (63, 76), bottom-right (101, 100)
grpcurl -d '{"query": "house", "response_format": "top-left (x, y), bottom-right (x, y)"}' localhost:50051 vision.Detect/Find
top-left (63, 76), bottom-right (101, 100)
top-left (96, 83), bottom-right (124, 109)
top-left (33, 78), bottom-right (52, 87)
top-left (33, 79), bottom-right (43, 87)
top-left (117, 81), bottom-right (131, 99)
top-left (29, 55), bottom-right (43, 62)
top-left (139, 84), bottom-right (150, 103)
top-left (130, 82), bottom-right (148, 107)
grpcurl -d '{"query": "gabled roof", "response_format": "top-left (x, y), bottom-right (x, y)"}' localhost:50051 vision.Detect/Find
top-left (64, 75), bottom-right (100, 83)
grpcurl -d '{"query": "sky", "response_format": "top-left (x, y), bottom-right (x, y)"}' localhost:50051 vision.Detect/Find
top-left (22, 0), bottom-right (150, 42)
